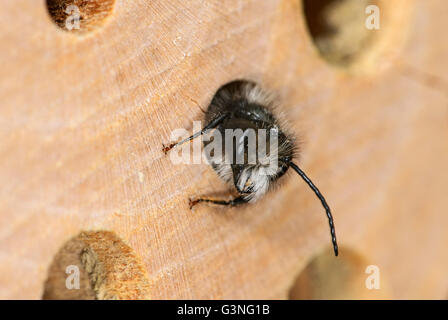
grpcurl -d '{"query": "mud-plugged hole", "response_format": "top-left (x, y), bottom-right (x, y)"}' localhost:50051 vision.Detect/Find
top-left (46, 0), bottom-right (115, 33)
top-left (42, 231), bottom-right (151, 300)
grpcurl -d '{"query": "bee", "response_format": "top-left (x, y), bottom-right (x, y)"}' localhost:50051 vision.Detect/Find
top-left (163, 81), bottom-right (338, 256)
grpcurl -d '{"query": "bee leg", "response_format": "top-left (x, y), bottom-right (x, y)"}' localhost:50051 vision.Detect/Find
top-left (189, 196), bottom-right (247, 209)
top-left (162, 113), bottom-right (229, 154)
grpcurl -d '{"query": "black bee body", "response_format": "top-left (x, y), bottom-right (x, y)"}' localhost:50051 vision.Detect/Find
top-left (202, 81), bottom-right (294, 203)
top-left (163, 80), bottom-right (339, 256)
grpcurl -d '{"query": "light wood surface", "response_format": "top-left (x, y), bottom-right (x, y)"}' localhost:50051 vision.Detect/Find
top-left (0, 0), bottom-right (447, 299)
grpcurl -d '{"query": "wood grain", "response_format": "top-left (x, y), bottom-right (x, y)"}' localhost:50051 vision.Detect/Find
top-left (0, 0), bottom-right (447, 299)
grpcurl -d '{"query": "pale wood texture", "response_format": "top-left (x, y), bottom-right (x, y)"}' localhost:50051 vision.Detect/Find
top-left (0, 0), bottom-right (447, 299)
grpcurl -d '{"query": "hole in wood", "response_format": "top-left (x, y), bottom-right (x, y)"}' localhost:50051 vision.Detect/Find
top-left (42, 231), bottom-right (151, 300)
top-left (302, 0), bottom-right (412, 71)
top-left (303, 0), bottom-right (373, 66)
top-left (289, 247), bottom-right (390, 299)
top-left (46, 0), bottom-right (115, 33)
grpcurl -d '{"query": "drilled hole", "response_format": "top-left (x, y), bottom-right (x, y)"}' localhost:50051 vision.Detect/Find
top-left (302, 0), bottom-right (412, 70)
top-left (303, 0), bottom-right (374, 66)
top-left (289, 248), bottom-right (389, 299)
top-left (46, 0), bottom-right (115, 33)
top-left (42, 231), bottom-right (151, 300)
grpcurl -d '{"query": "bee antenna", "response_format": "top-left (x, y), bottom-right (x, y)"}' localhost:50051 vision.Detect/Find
top-left (289, 162), bottom-right (339, 256)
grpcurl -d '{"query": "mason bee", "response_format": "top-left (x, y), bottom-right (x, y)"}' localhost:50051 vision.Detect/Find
top-left (163, 81), bottom-right (338, 256)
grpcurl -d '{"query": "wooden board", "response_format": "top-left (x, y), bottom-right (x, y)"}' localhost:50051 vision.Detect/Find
top-left (0, 0), bottom-right (447, 299)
